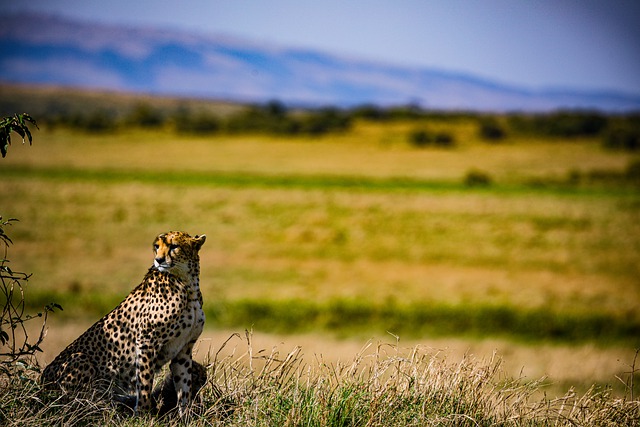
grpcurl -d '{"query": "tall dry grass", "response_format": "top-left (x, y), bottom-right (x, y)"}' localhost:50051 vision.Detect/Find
top-left (2, 332), bottom-right (639, 426)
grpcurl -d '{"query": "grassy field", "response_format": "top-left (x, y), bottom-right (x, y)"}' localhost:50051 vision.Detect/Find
top-left (2, 115), bottom-right (640, 414)
top-left (3, 329), bottom-right (639, 426)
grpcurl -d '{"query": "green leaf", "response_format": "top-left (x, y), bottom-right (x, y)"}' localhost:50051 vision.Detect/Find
top-left (24, 126), bottom-right (33, 145)
top-left (22, 113), bottom-right (38, 127)
top-left (0, 113), bottom-right (38, 157)
top-left (12, 126), bottom-right (25, 142)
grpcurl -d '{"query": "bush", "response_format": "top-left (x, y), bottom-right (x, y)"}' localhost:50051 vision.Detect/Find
top-left (545, 111), bottom-right (608, 137)
top-left (464, 169), bottom-right (493, 187)
top-left (603, 118), bottom-right (640, 151)
top-left (386, 103), bottom-right (425, 120)
top-left (408, 129), bottom-right (455, 148)
top-left (626, 159), bottom-right (640, 183)
top-left (299, 107), bottom-right (351, 135)
top-left (434, 132), bottom-right (454, 147)
top-left (507, 110), bottom-right (608, 138)
top-left (126, 102), bottom-right (165, 128)
top-left (0, 219), bottom-right (62, 379)
top-left (408, 129), bottom-right (430, 147)
top-left (174, 110), bottom-right (221, 134)
top-left (69, 110), bottom-right (118, 133)
top-left (226, 102), bottom-right (351, 136)
top-left (349, 104), bottom-right (389, 121)
top-left (478, 117), bottom-right (506, 141)
top-left (226, 102), bottom-right (292, 134)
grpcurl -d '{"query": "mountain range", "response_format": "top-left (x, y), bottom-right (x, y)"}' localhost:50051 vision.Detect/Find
top-left (1, 13), bottom-right (639, 112)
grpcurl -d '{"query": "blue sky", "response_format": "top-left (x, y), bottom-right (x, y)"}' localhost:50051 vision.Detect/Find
top-left (2, 0), bottom-right (640, 95)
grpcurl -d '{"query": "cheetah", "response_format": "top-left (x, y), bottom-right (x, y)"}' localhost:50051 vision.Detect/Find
top-left (41, 231), bottom-right (206, 416)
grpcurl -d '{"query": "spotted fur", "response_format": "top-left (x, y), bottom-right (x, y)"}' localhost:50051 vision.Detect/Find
top-left (41, 231), bottom-right (206, 416)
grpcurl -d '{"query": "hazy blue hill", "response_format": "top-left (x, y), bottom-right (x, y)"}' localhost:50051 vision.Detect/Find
top-left (2, 12), bottom-right (639, 111)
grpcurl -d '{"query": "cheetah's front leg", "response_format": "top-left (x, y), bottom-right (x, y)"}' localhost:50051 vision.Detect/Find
top-left (135, 342), bottom-right (156, 414)
top-left (170, 343), bottom-right (195, 416)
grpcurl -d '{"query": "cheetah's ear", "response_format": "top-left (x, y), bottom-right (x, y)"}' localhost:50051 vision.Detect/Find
top-left (193, 234), bottom-right (206, 250)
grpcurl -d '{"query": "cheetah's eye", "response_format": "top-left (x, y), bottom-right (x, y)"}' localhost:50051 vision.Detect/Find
top-left (154, 244), bottom-right (160, 251)
top-left (169, 244), bottom-right (179, 252)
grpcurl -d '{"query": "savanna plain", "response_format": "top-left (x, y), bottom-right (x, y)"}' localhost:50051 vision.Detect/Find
top-left (1, 91), bottom-right (640, 425)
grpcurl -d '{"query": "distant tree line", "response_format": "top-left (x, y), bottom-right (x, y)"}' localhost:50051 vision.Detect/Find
top-left (506, 111), bottom-right (608, 137)
top-left (33, 100), bottom-right (352, 137)
top-left (1, 93), bottom-right (638, 150)
top-left (475, 111), bottom-right (640, 151)
top-left (600, 115), bottom-right (640, 151)
top-left (224, 101), bottom-right (351, 136)
top-left (404, 110), bottom-right (628, 150)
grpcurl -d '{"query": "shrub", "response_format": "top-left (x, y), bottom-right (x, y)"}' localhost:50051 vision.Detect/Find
top-left (174, 111), bottom-right (221, 134)
top-left (544, 110), bottom-right (608, 137)
top-left (226, 103), bottom-right (351, 136)
top-left (0, 219), bottom-right (62, 379)
top-left (350, 104), bottom-right (388, 121)
top-left (408, 129), bottom-right (430, 147)
top-left (226, 103), bottom-right (291, 134)
top-left (434, 132), bottom-right (454, 147)
top-left (71, 110), bottom-right (118, 133)
top-left (478, 117), bottom-right (506, 141)
top-left (386, 103), bottom-right (425, 120)
top-left (603, 119), bottom-right (640, 151)
top-left (126, 102), bottom-right (165, 128)
top-left (507, 110), bottom-right (609, 138)
top-left (626, 159), bottom-right (640, 183)
top-left (299, 107), bottom-right (351, 135)
top-left (408, 129), bottom-right (455, 148)
top-left (464, 169), bottom-right (493, 187)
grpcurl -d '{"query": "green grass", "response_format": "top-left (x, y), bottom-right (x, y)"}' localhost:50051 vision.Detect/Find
top-left (0, 163), bottom-right (483, 192)
top-left (3, 162), bottom-right (639, 195)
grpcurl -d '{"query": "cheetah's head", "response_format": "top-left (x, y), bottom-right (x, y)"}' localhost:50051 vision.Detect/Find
top-left (152, 231), bottom-right (206, 275)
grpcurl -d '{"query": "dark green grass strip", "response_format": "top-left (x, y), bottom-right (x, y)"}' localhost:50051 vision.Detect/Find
top-left (208, 299), bottom-right (639, 345)
top-left (3, 164), bottom-right (637, 196)
top-left (0, 164), bottom-right (454, 191)
top-left (23, 291), bottom-right (640, 344)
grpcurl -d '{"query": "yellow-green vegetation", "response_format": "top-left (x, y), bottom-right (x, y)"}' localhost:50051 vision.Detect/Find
top-left (2, 99), bottom-right (640, 424)
top-left (1, 122), bottom-right (639, 344)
